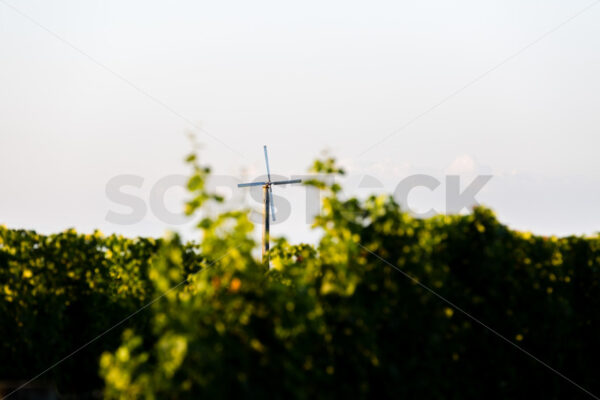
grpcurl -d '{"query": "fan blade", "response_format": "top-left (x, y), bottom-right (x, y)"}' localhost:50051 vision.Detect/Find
top-left (238, 181), bottom-right (267, 188)
top-left (269, 186), bottom-right (276, 221)
top-left (263, 145), bottom-right (272, 183)
top-left (272, 179), bottom-right (302, 186)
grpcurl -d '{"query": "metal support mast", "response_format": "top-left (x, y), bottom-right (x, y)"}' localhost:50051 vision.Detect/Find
top-left (262, 183), bottom-right (270, 259)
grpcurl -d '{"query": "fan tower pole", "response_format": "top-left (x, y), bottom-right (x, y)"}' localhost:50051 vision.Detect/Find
top-left (262, 183), bottom-right (270, 261)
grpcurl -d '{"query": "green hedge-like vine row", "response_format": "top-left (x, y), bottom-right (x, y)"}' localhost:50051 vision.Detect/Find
top-left (0, 226), bottom-right (203, 394)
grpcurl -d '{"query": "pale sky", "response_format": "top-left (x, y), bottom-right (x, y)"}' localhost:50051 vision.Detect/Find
top-left (1, 0), bottom-right (599, 243)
